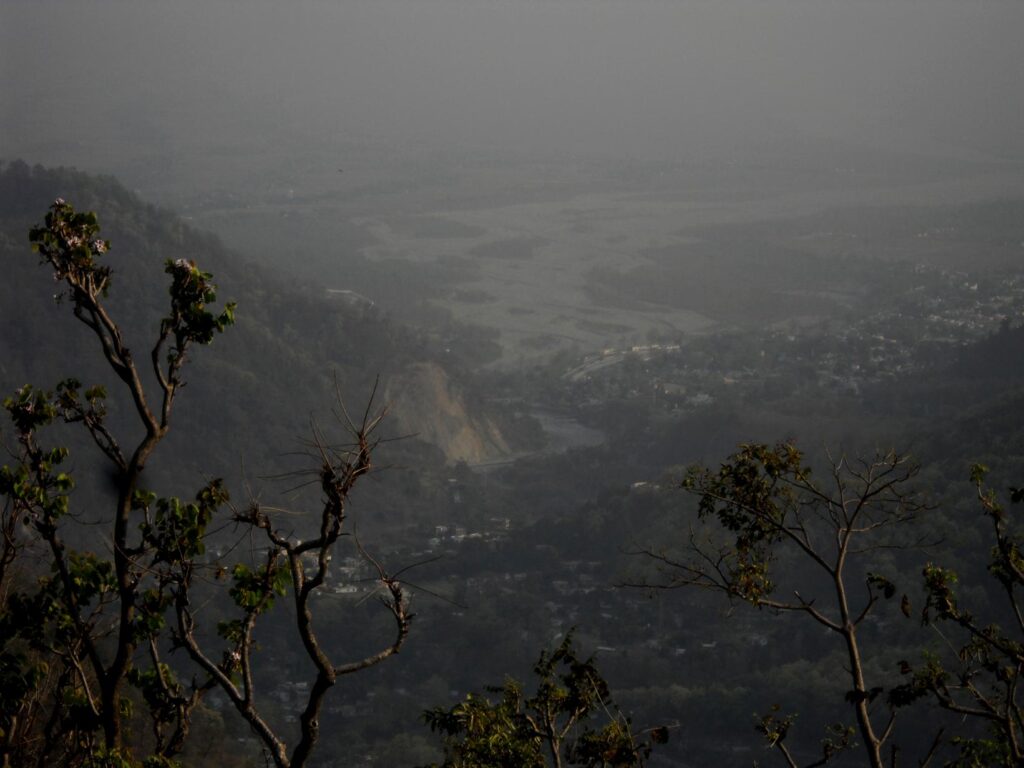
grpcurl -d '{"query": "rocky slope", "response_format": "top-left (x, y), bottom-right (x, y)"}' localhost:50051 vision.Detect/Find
top-left (385, 361), bottom-right (510, 464)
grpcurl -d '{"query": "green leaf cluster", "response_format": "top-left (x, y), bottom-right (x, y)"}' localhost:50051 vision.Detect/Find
top-left (163, 259), bottom-right (235, 351)
top-left (28, 199), bottom-right (112, 299)
top-left (228, 559), bottom-right (290, 612)
top-left (682, 443), bottom-right (809, 603)
top-left (138, 481), bottom-right (228, 566)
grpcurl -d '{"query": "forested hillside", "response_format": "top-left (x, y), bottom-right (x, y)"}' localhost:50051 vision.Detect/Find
top-left (0, 161), bottom-right (533, 529)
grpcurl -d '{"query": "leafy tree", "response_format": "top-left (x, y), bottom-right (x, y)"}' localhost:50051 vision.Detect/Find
top-left (0, 201), bottom-right (411, 767)
top-left (637, 441), bottom-right (1024, 767)
top-left (632, 443), bottom-right (932, 768)
top-left (890, 466), bottom-right (1024, 766)
top-left (422, 633), bottom-right (664, 768)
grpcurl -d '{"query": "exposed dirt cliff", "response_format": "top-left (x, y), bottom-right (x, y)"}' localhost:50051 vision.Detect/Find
top-left (384, 362), bottom-right (510, 465)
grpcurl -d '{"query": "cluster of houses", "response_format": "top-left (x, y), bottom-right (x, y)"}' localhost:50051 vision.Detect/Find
top-left (563, 266), bottom-right (1024, 409)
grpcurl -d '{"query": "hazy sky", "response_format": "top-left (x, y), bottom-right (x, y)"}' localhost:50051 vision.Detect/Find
top-left (3, 0), bottom-right (1024, 174)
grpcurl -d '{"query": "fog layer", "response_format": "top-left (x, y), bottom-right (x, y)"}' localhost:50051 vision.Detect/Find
top-left (4, 0), bottom-right (1024, 174)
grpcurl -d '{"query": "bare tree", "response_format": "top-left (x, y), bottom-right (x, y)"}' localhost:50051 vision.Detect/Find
top-left (173, 401), bottom-right (412, 768)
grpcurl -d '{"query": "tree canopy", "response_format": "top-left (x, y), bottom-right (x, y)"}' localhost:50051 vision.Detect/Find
top-left (422, 633), bottom-right (664, 768)
top-left (635, 442), bottom-right (1024, 767)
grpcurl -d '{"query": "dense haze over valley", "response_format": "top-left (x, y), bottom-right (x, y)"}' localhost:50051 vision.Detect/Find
top-left (7, 0), bottom-right (1024, 163)
top-left (5, 2), bottom-right (1024, 362)
top-left (4, 2), bottom-right (1024, 766)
